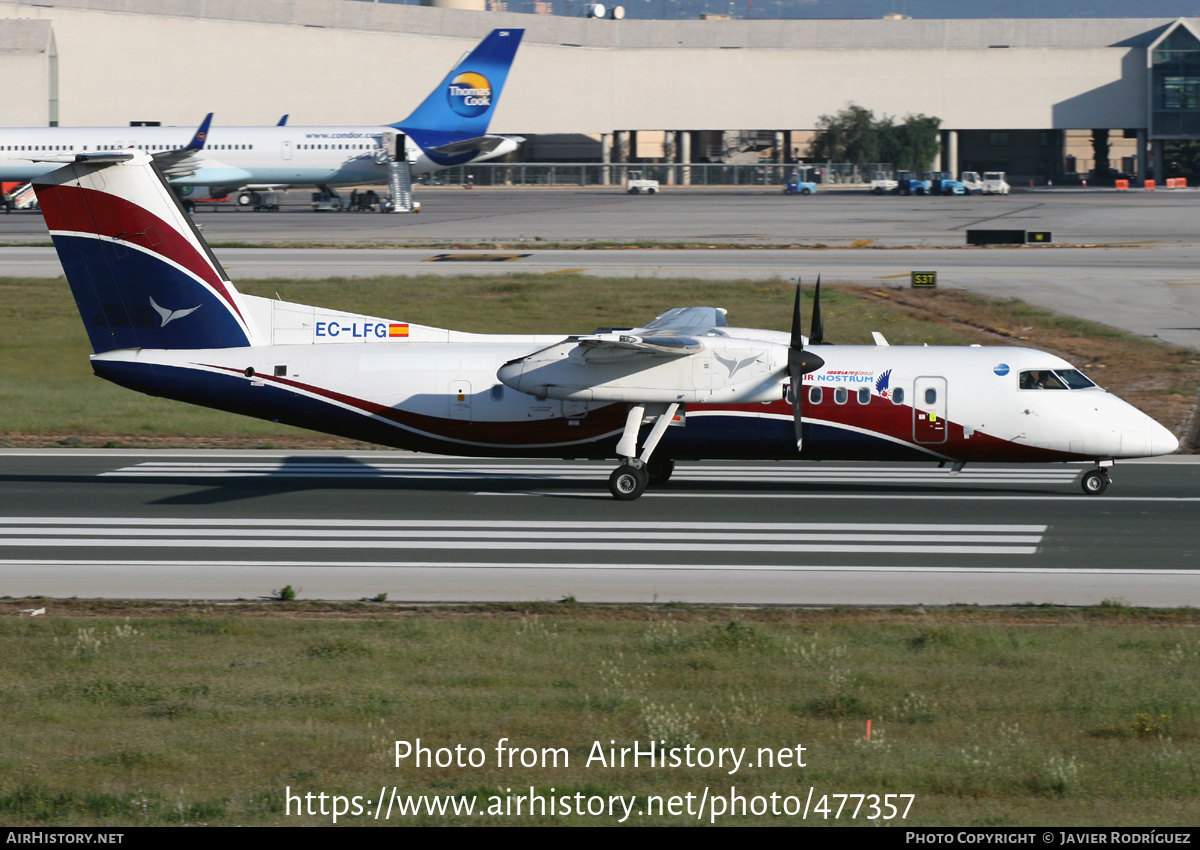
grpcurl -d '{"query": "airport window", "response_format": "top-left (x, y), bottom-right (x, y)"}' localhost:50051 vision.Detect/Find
top-left (989, 132), bottom-right (1010, 147)
top-left (892, 387), bottom-right (905, 405)
top-left (835, 388), bottom-right (848, 405)
top-left (858, 387), bottom-right (871, 405)
top-left (1152, 25), bottom-right (1200, 135)
top-left (808, 386), bottom-right (822, 404)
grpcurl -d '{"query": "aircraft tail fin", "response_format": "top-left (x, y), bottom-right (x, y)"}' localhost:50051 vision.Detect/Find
top-left (393, 28), bottom-right (523, 157)
top-left (32, 151), bottom-right (260, 354)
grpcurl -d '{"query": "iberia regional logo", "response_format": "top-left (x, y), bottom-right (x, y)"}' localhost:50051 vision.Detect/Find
top-left (447, 72), bottom-right (492, 118)
top-left (875, 369), bottom-right (892, 399)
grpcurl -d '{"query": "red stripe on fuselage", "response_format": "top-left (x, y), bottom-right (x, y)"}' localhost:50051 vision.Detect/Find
top-left (34, 182), bottom-right (246, 325)
top-left (698, 397), bottom-right (1085, 462)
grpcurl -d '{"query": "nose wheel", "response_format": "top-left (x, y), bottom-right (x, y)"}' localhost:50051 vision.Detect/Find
top-left (1080, 469), bottom-right (1110, 495)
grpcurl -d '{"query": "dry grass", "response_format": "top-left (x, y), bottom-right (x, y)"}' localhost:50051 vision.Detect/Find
top-left (0, 601), bottom-right (1197, 826)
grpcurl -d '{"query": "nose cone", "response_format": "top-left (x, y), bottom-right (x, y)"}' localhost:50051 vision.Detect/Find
top-left (1151, 420), bottom-right (1180, 456)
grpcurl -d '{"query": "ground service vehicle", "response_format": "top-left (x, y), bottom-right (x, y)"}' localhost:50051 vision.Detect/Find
top-left (626, 171), bottom-right (659, 194)
top-left (925, 171), bottom-right (966, 195)
top-left (784, 167), bottom-right (818, 195)
top-left (960, 171), bottom-right (984, 194)
top-left (895, 170), bottom-right (931, 195)
top-left (870, 171), bottom-right (898, 194)
top-left (983, 172), bottom-right (1011, 194)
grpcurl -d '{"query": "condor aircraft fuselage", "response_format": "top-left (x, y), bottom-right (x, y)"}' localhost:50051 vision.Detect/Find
top-left (32, 151), bottom-right (1178, 500)
top-left (2, 29), bottom-right (523, 197)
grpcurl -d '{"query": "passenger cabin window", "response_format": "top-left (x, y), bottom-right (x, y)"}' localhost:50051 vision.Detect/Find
top-left (924, 388), bottom-right (937, 405)
top-left (835, 388), bottom-right (848, 405)
top-left (808, 386), bottom-right (822, 404)
top-left (892, 387), bottom-right (905, 405)
top-left (857, 388), bottom-right (870, 405)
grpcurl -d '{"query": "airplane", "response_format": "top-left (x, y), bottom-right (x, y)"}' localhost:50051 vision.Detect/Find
top-left (32, 151), bottom-right (1179, 500)
top-left (1, 29), bottom-right (523, 202)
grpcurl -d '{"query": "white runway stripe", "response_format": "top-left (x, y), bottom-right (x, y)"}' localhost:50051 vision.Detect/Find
top-left (0, 518), bottom-right (1046, 532)
top-left (0, 517), bottom-right (1045, 556)
top-left (0, 560), bottom-right (1191, 576)
top-left (0, 540), bottom-right (1038, 554)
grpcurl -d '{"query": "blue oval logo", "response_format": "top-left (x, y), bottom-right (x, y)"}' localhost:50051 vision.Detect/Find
top-left (994, 363), bottom-right (1010, 376)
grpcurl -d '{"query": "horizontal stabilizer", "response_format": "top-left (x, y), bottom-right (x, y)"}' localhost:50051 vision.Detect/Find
top-left (426, 134), bottom-right (523, 159)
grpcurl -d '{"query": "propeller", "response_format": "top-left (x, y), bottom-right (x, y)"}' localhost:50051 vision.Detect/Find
top-left (788, 276), bottom-right (826, 451)
top-left (809, 273), bottom-right (825, 345)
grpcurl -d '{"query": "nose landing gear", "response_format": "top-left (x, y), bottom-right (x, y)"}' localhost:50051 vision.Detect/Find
top-left (1080, 466), bottom-right (1111, 495)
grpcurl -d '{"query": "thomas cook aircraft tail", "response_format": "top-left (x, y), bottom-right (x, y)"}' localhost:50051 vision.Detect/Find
top-left (32, 151), bottom-right (260, 353)
top-left (393, 28), bottom-right (524, 165)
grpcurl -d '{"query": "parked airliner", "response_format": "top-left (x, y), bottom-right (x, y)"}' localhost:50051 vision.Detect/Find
top-left (32, 151), bottom-right (1178, 499)
top-left (2, 29), bottom-right (522, 200)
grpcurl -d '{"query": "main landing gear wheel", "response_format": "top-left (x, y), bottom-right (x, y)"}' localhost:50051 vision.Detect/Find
top-left (1080, 469), bottom-right (1110, 495)
top-left (609, 464), bottom-right (649, 501)
top-left (646, 457), bottom-right (675, 486)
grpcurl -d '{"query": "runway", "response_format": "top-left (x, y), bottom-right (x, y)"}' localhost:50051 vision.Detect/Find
top-left (2, 451), bottom-right (1196, 606)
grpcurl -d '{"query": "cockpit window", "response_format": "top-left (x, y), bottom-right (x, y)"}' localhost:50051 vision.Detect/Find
top-left (1019, 369), bottom-right (1097, 390)
top-left (1054, 369), bottom-right (1097, 389)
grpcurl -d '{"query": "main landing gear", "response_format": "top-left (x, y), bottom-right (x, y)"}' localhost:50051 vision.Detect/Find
top-left (1080, 461), bottom-right (1113, 495)
top-left (608, 402), bottom-right (680, 501)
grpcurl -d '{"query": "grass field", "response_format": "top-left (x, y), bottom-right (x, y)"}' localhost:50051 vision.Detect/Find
top-left (1, 273), bottom-right (1196, 447)
top-left (0, 602), bottom-right (1197, 826)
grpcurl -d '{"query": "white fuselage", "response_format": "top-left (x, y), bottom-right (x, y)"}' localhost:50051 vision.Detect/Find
top-left (90, 299), bottom-right (1178, 462)
top-left (0, 125), bottom-right (516, 190)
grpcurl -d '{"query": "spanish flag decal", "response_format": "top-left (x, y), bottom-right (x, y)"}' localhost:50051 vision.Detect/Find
top-left (388, 324), bottom-right (410, 338)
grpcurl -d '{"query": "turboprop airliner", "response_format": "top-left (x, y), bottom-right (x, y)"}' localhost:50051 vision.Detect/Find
top-left (2, 29), bottom-right (522, 201)
top-left (32, 151), bottom-right (1178, 500)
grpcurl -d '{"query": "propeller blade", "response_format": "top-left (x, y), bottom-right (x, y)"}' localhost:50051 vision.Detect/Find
top-left (809, 274), bottom-right (825, 345)
top-left (790, 277), bottom-right (805, 351)
top-left (788, 278), bottom-right (825, 451)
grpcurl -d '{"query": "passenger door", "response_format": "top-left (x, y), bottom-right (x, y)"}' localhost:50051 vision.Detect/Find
top-left (913, 376), bottom-right (947, 444)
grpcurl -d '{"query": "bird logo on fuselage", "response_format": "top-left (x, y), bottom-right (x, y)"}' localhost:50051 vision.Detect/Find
top-left (714, 350), bottom-right (764, 379)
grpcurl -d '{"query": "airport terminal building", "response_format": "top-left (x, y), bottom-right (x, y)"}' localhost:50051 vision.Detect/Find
top-left (2, 0), bottom-right (1199, 183)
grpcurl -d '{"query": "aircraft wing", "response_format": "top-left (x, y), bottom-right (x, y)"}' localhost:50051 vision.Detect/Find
top-left (151, 113), bottom-right (212, 178)
top-left (572, 307), bottom-right (729, 362)
top-left (425, 134), bottom-right (524, 159)
top-left (642, 306), bottom-right (729, 331)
